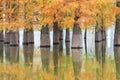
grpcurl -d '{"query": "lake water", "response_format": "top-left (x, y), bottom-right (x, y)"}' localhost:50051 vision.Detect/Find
top-left (0, 25), bottom-right (118, 80)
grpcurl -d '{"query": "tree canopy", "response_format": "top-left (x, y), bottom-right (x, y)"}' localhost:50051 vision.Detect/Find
top-left (0, 0), bottom-right (119, 31)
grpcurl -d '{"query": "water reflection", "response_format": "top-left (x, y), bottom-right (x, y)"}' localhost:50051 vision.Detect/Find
top-left (23, 44), bottom-right (34, 66)
top-left (0, 29), bottom-right (118, 80)
top-left (114, 46), bottom-right (120, 80)
top-left (0, 42), bottom-right (3, 62)
top-left (41, 47), bottom-right (50, 72)
top-left (9, 46), bottom-right (19, 64)
top-left (72, 49), bottom-right (82, 80)
top-left (53, 45), bottom-right (59, 75)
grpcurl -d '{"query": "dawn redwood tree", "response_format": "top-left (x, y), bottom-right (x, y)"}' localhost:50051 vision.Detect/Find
top-left (22, 1), bottom-right (34, 45)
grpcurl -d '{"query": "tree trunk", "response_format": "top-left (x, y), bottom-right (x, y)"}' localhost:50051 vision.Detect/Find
top-left (40, 25), bottom-right (50, 72)
top-left (72, 23), bottom-right (82, 49)
top-left (59, 29), bottom-right (63, 56)
top-left (114, 2), bottom-right (120, 80)
top-left (53, 22), bottom-right (59, 75)
top-left (40, 26), bottom-right (50, 47)
top-left (53, 22), bottom-right (59, 45)
top-left (4, 31), bottom-right (10, 44)
top-left (23, 29), bottom-right (34, 45)
top-left (9, 31), bottom-right (19, 46)
top-left (66, 29), bottom-right (70, 55)
top-left (71, 23), bottom-right (82, 80)
top-left (95, 28), bottom-right (106, 80)
top-left (9, 31), bottom-right (19, 64)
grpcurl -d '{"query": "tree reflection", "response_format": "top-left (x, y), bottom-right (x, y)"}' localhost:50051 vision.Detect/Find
top-left (53, 45), bottom-right (59, 75)
top-left (41, 47), bottom-right (50, 72)
top-left (114, 46), bottom-right (120, 80)
top-left (23, 44), bottom-right (34, 66)
top-left (0, 42), bottom-right (3, 63)
top-left (72, 49), bottom-right (82, 80)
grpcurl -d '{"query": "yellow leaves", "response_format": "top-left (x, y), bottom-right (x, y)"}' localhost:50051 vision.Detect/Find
top-left (77, 16), bottom-right (96, 29)
top-left (62, 17), bottom-right (75, 28)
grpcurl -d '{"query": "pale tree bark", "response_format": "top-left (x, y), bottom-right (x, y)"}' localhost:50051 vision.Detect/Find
top-left (72, 22), bottom-right (82, 80)
top-left (72, 23), bottom-right (82, 49)
top-left (114, 2), bottom-right (120, 80)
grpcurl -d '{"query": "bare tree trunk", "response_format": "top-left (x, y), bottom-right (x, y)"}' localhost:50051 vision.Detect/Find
top-left (27, 30), bottom-right (34, 44)
top-left (66, 29), bottom-right (70, 56)
top-left (114, 2), bottom-right (120, 80)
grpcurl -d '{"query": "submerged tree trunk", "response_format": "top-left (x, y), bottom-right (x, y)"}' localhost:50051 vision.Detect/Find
top-left (53, 22), bottom-right (59, 45)
top-left (9, 31), bottom-right (19, 64)
top-left (9, 31), bottom-right (19, 46)
top-left (23, 44), bottom-right (34, 66)
top-left (23, 29), bottom-right (34, 45)
top-left (72, 49), bottom-right (82, 80)
top-left (4, 31), bottom-right (10, 44)
top-left (59, 29), bottom-right (63, 56)
top-left (40, 25), bottom-right (50, 72)
top-left (72, 23), bottom-right (82, 80)
top-left (72, 23), bottom-right (82, 49)
top-left (95, 28), bottom-right (106, 80)
top-left (66, 29), bottom-right (70, 55)
top-left (53, 22), bottom-right (59, 75)
top-left (114, 2), bottom-right (120, 80)
top-left (40, 26), bottom-right (50, 47)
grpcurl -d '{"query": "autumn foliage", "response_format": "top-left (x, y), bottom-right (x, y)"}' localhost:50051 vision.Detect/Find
top-left (0, 0), bottom-right (119, 31)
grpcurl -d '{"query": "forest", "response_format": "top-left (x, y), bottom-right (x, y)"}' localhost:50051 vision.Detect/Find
top-left (0, 0), bottom-right (120, 80)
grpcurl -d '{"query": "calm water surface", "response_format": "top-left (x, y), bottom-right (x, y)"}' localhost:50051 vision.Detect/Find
top-left (0, 26), bottom-right (119, 80)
